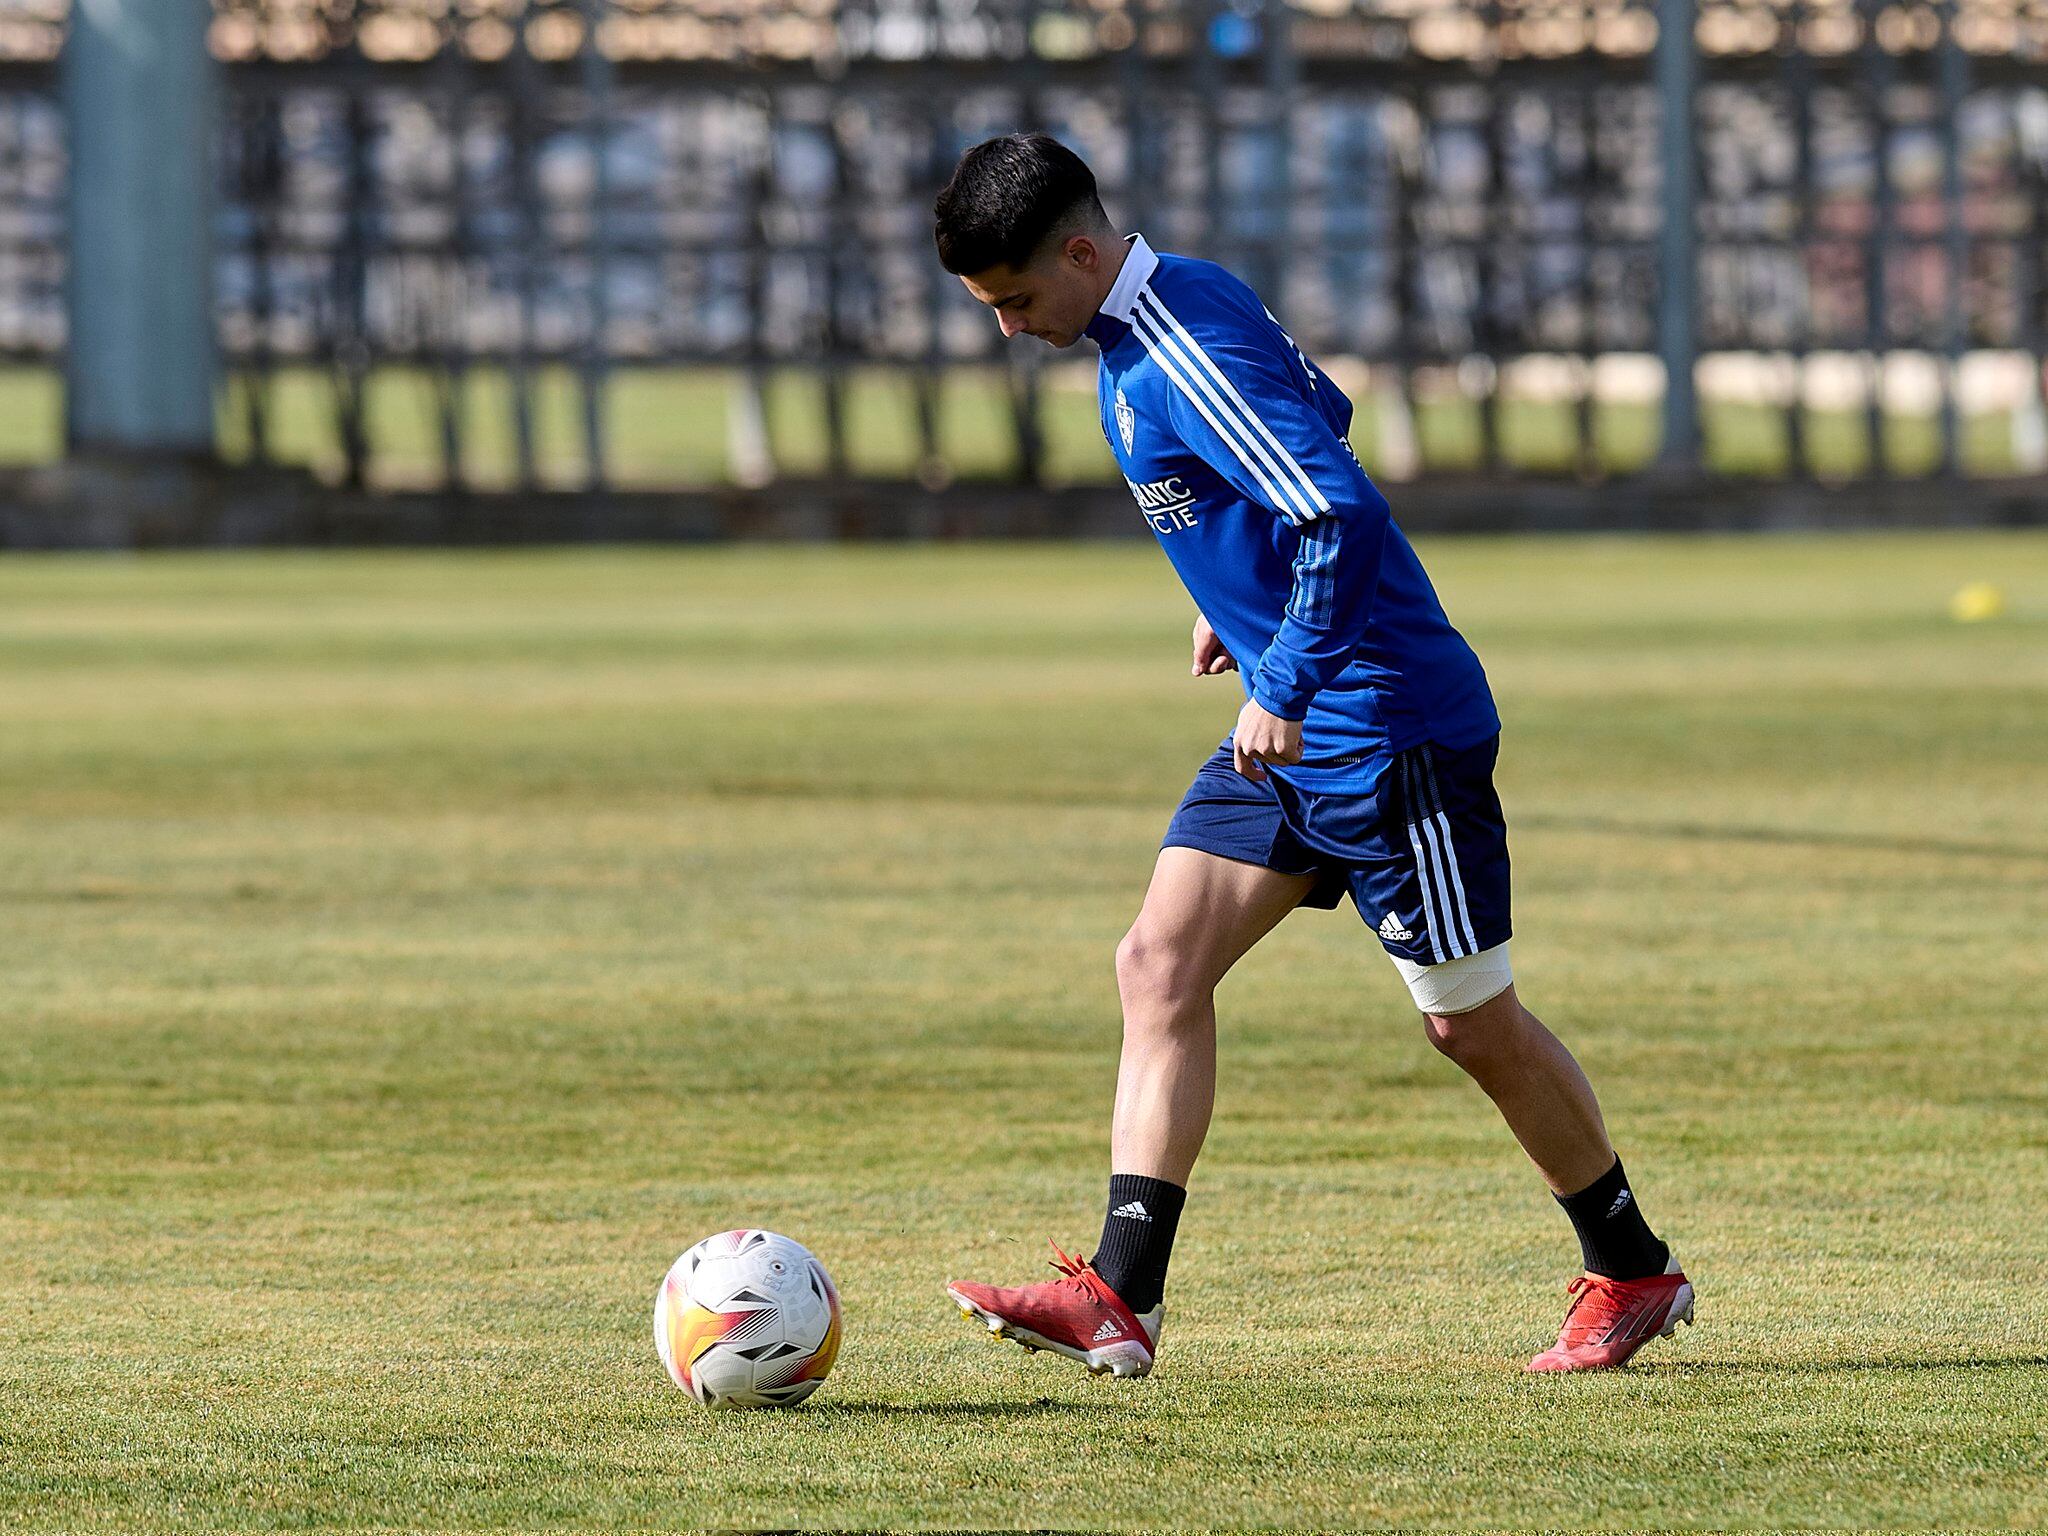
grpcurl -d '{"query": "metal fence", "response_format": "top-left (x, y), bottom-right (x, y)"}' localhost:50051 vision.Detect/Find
top-left (5, 0), bottom-right (2048, 490)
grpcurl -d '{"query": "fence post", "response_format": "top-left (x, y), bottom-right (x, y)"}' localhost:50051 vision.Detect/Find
top-left (64, 0), bottom-right (216, 457)
top-left (1654, 0), bottom-right (1700, 471)
top-left (1936, 0), bottom-right (1969, 479)
top-left (579, 0), bottom-right (616, 494)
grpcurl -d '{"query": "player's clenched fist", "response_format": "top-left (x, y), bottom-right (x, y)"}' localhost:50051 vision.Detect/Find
top-left (1191, 613), bottom-right (1236, 676)
top-left (1231, 697), bottom-right (1302, 782)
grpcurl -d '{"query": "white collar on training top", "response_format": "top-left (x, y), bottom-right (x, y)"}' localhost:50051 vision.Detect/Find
top-left (1097, 233), bottom-right (1160, 325)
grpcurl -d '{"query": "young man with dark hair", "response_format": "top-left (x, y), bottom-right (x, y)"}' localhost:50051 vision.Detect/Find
top-left (934, 132), bottom-right (1695, 1377)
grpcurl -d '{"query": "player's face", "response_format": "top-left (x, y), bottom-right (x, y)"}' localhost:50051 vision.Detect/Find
top-left (958, 235), bottom-right (1110, 350)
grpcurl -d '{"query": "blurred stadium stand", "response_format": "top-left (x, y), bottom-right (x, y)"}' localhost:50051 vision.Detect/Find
top-left (1, 0), bottom-right (2046, 539)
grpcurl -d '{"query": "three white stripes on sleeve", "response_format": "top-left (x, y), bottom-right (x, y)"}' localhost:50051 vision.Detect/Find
top-left (1128, 289), bottom-right (1330, 527)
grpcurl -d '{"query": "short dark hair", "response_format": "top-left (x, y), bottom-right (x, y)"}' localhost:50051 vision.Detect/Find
top-left (933, 133), bottom-right (1107, 275)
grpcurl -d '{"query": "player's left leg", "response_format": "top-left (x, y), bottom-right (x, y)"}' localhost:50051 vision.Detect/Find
top-left (1417, 981), bottom-right (1694, 1371)
top-left (1419, 982), bottom-right (1615, 1198)
top-left (1355, 738), bottom-right (1693, 1370)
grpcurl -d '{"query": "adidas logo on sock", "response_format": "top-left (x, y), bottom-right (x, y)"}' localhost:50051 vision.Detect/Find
top-left (1092, 1319), bottom-right (1123, 1341)
top-left (1606, 1188), bottom-right (1634, 1219)
top-left (1378, 911), bottom-right (1414, 942)
top-left (1110, 1201), bottom-right (1152, 1222)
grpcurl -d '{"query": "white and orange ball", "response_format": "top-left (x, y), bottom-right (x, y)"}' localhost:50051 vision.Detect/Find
top-left (654, 1229), bottom-right (841, 1408)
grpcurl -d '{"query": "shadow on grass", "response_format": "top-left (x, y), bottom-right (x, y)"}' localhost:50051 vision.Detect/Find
top-left (1521, 812), bottom-right (2048, 865)
top-left (1641, 1354), bottom-right (2048, 1376)
top-left (806, 1398), bottom-right (1095, 1418)
top-left (695, 782), bottom-right (2048, 868)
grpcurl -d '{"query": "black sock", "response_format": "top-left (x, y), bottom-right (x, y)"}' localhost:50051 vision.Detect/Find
top-left (1556, 1157), bottom-right (1669, 1280)
top-left (1089, 1174), bottom-right (1185, 1314)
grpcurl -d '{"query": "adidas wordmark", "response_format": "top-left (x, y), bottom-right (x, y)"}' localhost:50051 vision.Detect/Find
top-left (1111, 1200), bottom-right (1152, 1222)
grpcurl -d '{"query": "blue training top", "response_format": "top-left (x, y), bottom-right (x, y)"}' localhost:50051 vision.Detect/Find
top-left (1082, 234), bottom-right (1500, 793)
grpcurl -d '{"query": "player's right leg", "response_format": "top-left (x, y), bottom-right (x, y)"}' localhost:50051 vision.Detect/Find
top-left (1108, 845), bottom-right (1317, 1187)
top-left (947, 844), bottom-right (1315, 1378)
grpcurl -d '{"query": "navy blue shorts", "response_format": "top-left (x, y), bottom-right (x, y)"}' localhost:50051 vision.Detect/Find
top-left (1161, 735), bottom-right (1511, 966)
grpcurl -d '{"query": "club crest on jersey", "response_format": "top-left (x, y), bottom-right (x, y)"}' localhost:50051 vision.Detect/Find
top-left (1115, 388), bottom-right (1135, 454)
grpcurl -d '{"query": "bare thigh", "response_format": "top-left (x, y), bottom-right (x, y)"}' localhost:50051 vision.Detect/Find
top-left (1121, 847), bottom-right (1318, 993)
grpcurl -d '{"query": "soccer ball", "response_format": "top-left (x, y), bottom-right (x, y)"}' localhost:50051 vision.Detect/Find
top-left (653, 1229), bottom-right (842, 1408)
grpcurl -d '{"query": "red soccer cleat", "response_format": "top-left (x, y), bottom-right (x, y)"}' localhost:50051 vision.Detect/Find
top-left (947, 1242), bottom-right (1162, 1379)
top-left (1526, 1254), bottom-right (1695, 1372)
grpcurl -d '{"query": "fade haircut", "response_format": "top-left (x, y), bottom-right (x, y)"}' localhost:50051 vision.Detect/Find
top-left (933, 133), bottom-right (1108, 275)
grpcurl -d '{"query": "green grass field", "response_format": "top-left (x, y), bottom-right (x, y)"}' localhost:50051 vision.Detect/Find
top-left (3, 535), bottom-right (2047, 1531)
top-left (0, 364), bottom-right (2028, 486)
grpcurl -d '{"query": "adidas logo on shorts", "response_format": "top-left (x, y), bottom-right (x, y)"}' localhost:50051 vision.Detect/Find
top-left (1378, 911), bottom-right (1415, 942)
top-left (1111, 1200), bottom-right (1152, 1222)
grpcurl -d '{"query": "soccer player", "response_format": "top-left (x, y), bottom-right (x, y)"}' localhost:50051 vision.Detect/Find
top-left (933, 134), bottom-right (1695, 1376)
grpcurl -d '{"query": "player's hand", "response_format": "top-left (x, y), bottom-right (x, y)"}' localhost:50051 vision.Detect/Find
top-left (1191, 614), bottom-right (1237, 677)
top-left (1232, 698), bottom-right (1302, 783)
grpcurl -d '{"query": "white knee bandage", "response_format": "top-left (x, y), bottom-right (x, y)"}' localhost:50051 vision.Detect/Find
top-left (1391, 941), bottom-right (1513, 1016)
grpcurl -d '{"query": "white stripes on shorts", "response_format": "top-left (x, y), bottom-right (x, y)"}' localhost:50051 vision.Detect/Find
top-left (1397, 745), bottom-right (1480, 964)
